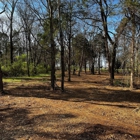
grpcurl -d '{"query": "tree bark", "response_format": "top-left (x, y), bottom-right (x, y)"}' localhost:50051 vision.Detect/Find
top-left (84, 59), bottom-right (87, 74)
top-left (98, 52), bottom-right (101, 75)
top-left (68, 22), bottom-right (71, 81)
top-left (78, 50), bottom-right (84, 76)
top-left (10, 22), bottom-right (14, 64)
top-left (0, 66), bottom-right (3, 94)
top-left (91, 63), bottom-right (95, 75)
top-left (25, 32), bottom-right (30, 77)
top-left (58, 0), bottom-right (65, 91)
top-left (67, 1), bottom-right (72, 81)
top-left (47, 0), bottom-right (56, 90)
top-left (9, 0), bottom-right (18, 64)
top-left (136, 46), bottom-right (139, 77)
top-left (130, 13), bottom-right (135, 89)
top-left (111, 43), bottom-right (117, 80)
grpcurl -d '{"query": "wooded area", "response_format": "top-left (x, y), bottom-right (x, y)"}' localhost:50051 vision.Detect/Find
top-left (0, 0), bottom-right (140, 139)
top-left (0, 0), bottom-right (140, 90)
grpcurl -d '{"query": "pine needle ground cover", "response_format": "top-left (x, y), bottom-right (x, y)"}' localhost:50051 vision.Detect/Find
top-left (0, 72), bottom-right (140, 140)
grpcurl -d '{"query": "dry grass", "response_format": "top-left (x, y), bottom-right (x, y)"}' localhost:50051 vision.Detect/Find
top-left (0, 72), bottom-right (140, 140)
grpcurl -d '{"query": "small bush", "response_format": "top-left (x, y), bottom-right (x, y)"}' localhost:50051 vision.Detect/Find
top-left (1, 54), bottom-right (51, 76)
top-left (37, 64), bottom-right (46, 74)
top-left (29, 64), bottom-right (50, 75)
top-left (2, 54), bottom-right (27, 77)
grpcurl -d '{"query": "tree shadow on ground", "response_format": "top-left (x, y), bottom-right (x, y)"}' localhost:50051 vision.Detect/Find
top-left (0, 105), bottom-right (140, 139)
top-left (70, 87), bottom-right (140, 103)
top-left (1, 87), bottom-right (140, 138)
top-left (2, 74), bottom-right (140, 139)
top-left (5, 83), bottom-right (140, 105)
top-left (0, 105), bottom-right (77, 139)
top-left (74, 124), bottom-right (140, 140)
top-left (0, 107), bottom-right (29, 139)
top-left (33, 123), bottom-right (140, 140)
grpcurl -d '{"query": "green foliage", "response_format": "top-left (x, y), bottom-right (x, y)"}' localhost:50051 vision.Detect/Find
top-left (2, 54), bottom-right (51, 77)
top-left (122, 0), bottom-right (140, 16)
top-left (116, 18), bottom-right (129, 33)
top-left (124, 0), bottom-right (140, 8)
top-left (2, 54), bottom-right (27, 76)
top-left (11, 61), bottom-right (26, 76)
top-left (40, 18), bottom-right (59, 46)
top-left (72, 34), bottom-right (87, 64)
top-left (29, 63), bottom-right (51, 76)
top-left (36, 64), bottom-right (49, 74)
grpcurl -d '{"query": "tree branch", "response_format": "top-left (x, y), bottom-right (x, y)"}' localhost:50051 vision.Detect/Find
top-left (0, 4), bottom-right (7, 14)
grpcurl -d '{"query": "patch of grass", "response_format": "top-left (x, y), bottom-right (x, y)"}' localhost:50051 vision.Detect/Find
top-left (3, 73), bottom-right (51, 83)
top-left (34, 73), bottom-right (50, 77)
top-left (3, 78), bottom-right (22, 83)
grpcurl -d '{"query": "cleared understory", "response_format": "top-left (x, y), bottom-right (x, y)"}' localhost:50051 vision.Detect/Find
top-left (0, 72), bottom-right (140, 140)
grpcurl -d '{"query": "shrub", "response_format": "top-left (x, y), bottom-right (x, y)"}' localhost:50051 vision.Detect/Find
top-left (2, 54), bottom-right (27, 77)
top-left (1, 54), bottom-right (51, 76)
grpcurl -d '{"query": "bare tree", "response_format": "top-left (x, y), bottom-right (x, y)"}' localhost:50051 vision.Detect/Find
top-left (24, 0), bottom-right (57, 89)
top-left (1, 0), bottom-right (19, 64)
top-left (17, 1), bottom-right (36, 76)
top-left (97, 0), bottom-right (129, 85)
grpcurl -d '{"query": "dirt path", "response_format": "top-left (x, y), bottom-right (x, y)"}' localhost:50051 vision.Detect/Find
top-left (0, 72), bottom-right (140, 140)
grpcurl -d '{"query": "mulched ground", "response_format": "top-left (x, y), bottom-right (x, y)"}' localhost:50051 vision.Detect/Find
top-left (0, 72), bottom-right (140, 140)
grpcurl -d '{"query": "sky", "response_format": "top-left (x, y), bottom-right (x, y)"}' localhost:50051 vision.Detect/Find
top-left (0, 0), bottom-right (123, 34)
top-left (0, 2), bottom-right (3, 11)
top-left (0, 2), bottom-right (6, 17)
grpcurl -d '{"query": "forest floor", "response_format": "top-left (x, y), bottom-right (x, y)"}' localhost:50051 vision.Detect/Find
top-left (0, 72), bottom-right (140, 140)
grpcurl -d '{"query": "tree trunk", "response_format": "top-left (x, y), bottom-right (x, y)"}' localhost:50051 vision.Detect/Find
top-left (58, 0), bottom-right (64, 91)
top-left (98, 0), bottom-right (118, 85)
top-left (111, 43), bottom-right (117, 80)
top-left (10, 23), bottom-right (14, 64)
top-left (78, 50), bottom-right (84, 76)
top-left (91, 63), bottom-right (95, 74)
top-left (68, 35), bottom-right (71, 81)
top-left (49, 3), bottom-right (55, 90)
top-left (27, 51), bottom-right (30, 77)
top-left (60, 32), bottom-right (64, 91)
top-left (68, 10), bottom-right (72, 82)
top-left (84, 59), bottom-right (87, 74)
top-left (73, 68), bottom-right (76, 75)
top-left (98, 53), bottom-right (101, 75)
top-left (108, 58), bottom-right (113, 85)
top-left (0, 66), bottom-right (3, 94)
top-left (130, 14), bottom-right (135, 89)
top-left (27, 31), bottom-right (31, 76)
top-left (136, 46), bottom-right (139, 77)
top-left (9, 0), bottom-right (18, 64)
top-left (26, 32), bottom-right (30, 77)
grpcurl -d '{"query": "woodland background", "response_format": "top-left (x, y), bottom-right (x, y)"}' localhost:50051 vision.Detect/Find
top-left (0, 0), bottom-right (140, 90)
